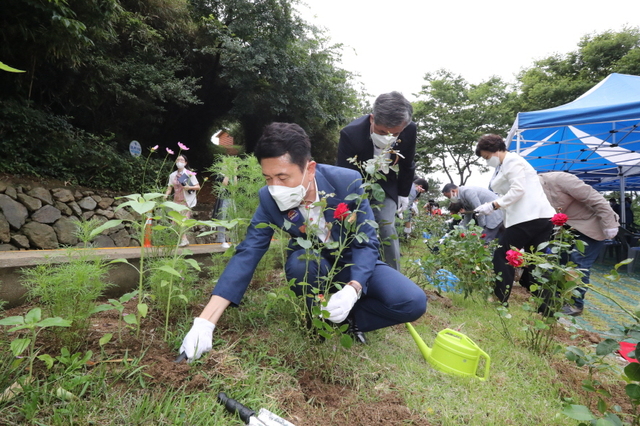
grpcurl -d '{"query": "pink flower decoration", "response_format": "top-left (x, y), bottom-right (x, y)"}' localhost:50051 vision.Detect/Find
top-left (151, 145), bottom-right (159, 151)
top-left (178, 142), bottom-right (190, 151)
top-left (166, 148), bottom-right (174, 155)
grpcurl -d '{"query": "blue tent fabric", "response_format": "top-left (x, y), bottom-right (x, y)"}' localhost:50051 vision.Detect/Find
top-left (506, 73), bottom-right (640, 189)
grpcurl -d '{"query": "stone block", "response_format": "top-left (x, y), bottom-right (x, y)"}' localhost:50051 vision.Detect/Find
top-left (16, 193), bottom-right (42, 212)
top-left (22, 221), bottom-right (59, 249)
top-left (27, 187), bottom-right (53, 205)
top-left (32, 205), bottom-right (62, 224)
top-left (0, 194), bottom-right (28, 230)
top-left (51, 188), bottom-right (75, 203)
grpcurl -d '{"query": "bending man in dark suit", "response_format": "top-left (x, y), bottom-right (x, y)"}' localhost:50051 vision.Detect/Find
top-left (180, 122), bottom-right (427, 361)
top-left (337, 92), bottom-right (417, 271)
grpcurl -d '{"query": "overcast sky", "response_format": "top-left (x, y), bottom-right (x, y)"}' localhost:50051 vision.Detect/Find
top-left (295, 0), bottom-right (639, 191)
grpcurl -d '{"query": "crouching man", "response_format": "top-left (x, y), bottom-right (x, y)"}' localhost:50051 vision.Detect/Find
top-left (180, 122), bottom-right (427, 361)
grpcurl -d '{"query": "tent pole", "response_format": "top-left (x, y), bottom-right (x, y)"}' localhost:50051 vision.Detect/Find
top-left (620, 166), bottom-right (626, 227)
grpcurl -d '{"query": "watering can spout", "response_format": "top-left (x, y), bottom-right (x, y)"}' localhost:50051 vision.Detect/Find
top-left (405, 323), bottom-right (432, 361)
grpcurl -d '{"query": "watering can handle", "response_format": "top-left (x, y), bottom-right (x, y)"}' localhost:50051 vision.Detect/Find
top-left (476, 349), bottom-right (491, 381)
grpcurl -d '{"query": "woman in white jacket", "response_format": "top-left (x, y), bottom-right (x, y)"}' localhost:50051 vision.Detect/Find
top-left (473, 134), bottom-right (556, 304)
top-left (165, 154), bottom-right (200, 246)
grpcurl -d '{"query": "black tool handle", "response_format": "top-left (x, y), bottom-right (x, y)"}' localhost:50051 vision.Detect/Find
top-left (174, 352), bottom-right (187, 363)
top-left (217, 392), bottom-right (255, 424)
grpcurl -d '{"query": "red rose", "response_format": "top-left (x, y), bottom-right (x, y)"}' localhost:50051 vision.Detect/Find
top-left (551, 213), bottom-right (568, 226)
top-left (334, 202), bottom-right (350, 220)
top-left (481, 233), bottom-right (487, 239)
top-left (471, 233), bottom-right (477, 236)
top-left (506, 249), bottom-right (524, 268)
top-left (460, 233), bottom-right (465, 238)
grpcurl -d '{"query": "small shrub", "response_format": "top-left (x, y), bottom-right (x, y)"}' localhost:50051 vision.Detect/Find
top-left (20, 253), bottom-right (112, 347)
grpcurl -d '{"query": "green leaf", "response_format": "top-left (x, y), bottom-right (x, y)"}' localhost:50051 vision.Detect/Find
top-left (25, 308), bottom-right (42, 324)
top-left (38, 317), bottom-right (72, 328)
top-left (625, 383), bottom-right (640, 400)
top-left (123, 314), bottom-right (137, 325)
top-left (109, 258), bottom-right (130, 265)
top-left (562, 404), bottom-right (596, 421)
top-left (157, 265), bottom-right (181, 277)
top-left (10, 338), bottom-right (31, 357)
top-left (99, 333), bottom-right (113, 347)
top-left (137, 303), bottom-right (148, 318)
top-left (625, 363), bottom-right (640, 381)
top-left (597, 397), bottom-right (607, 414)
top-left (0, 315), bottom-right (25, 326)
top-left (295, 237), bottom-right (313, 249)
top-left (184, 258), bottom-right (201, 271)
top-left (596, 339), bottom-right (619, 356)
top-left (90, 304), bottom-right (114, 314)
top-left (38, 354), bottom-right (56, 369)
top-left (340, 333), bottom-right (354, 349)
top-left (178, 295), bottom-right (188, 302)
top-left (0, 61), bottom-right (26, 73)
top-left (89, 220), bottom-right (123, 238)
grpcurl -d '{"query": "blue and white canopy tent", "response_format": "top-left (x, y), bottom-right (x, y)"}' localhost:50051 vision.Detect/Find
top-left (506, 73), bottom-right (640, 225)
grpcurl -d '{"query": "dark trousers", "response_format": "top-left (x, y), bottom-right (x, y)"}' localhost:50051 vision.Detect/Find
top-left (568, 233), bottom-right (605, 309)
top-left (285, 249), bottom-right (427, 332)
top-left (493, 218), bottom-right (554, 303)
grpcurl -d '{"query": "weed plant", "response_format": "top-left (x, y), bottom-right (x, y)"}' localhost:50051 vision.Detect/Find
top-left (147, 255), bottom-right (199, 321)
top-left (20, 253), bottom-right (112, 347)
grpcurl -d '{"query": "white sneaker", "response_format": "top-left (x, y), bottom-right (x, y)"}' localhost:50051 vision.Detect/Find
top-left (221, 242), bottom-right (230, 249)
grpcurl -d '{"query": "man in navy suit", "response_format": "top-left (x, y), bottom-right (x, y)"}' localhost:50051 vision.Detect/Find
top-left (337, 92), bottom-right (417, 271)
top-left (180, 123), bottom-right (427, 361)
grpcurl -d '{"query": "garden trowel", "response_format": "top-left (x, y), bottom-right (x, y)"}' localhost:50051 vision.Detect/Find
top-left (217, 392), bottom-right (297, 426)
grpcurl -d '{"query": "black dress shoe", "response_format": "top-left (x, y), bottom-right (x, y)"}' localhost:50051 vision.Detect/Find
top-left (344, 317), bottom-right (366, 344)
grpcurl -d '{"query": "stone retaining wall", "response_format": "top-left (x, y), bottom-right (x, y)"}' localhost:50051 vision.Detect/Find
top-left (0, 181), bottom-right (216, 251)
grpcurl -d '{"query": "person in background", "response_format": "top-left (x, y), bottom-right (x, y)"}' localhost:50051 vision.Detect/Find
top-left (473, 134), bottom-right (556, 305)
top-left (625, 197), bottom-right (635, 230)
top-left (539, 172), bottom-right (619, 316)
top-left (165, 154), bottom-right (200, 247)
top-left (212, 174), bottom-right (232, 249)
top-left (401, 177), bottom-right (429, 239)
top-left (337, 92), bottom-right (417, 272)
top-left (441, 183), bottom-right (504, 242)
top-left (179, 123), bottom-right (426, 361)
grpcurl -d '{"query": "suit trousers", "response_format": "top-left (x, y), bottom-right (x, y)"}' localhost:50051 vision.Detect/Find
top-left (372, 195), bottom-right (401, 271)
top-left (285, 249), bottom-right (427, 332)
top-left (493, 218), bottom-right (553, 303)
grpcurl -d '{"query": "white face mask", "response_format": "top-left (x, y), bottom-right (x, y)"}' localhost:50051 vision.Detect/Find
top-left (371, 132), bottom-right (397, 149)
top-left (450, 192), bottom-right (459, 202)
top-left (268, 165), bottom-right (310, 211)
top-left (176, 162), bottom-right (186, 170)
top-left (485, 156), bottom-right (500, 168)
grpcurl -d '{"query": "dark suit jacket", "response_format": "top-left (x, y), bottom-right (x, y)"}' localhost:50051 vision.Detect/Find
top-left (336, 115), bottom-right (417, 203)
top-left (212, 164), bottom-right (380, 306)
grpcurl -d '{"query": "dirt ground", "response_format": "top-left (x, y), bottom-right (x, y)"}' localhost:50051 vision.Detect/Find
top-left (2, 286), bottom-right (635, 426)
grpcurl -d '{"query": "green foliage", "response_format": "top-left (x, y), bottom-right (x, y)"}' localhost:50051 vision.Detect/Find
top-left (20, 254), bottom-right (113, 347)
top-left (516, 27), bottom-right (640, 112)
top-left (207, 155), bottom-right (265, 242)
top-left (419, 220), bottom-right (496, 299)
top-left (0, 307), bottom-right (71, 380)
top-left (0, 100), bottom-right (167, 192)
top-left (147, 255), bottom-right (200, 324)
top-left (413, 70), bottom-right (518, 183)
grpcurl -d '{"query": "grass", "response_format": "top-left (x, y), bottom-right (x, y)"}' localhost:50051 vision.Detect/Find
top-left (0, 239), bottom-right (637, 425)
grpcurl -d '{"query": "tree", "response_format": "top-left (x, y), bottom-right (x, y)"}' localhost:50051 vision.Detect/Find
top-left (516, 27), bottom-right (640, 112)
top-left (413, 70), bottom-right (516, 185)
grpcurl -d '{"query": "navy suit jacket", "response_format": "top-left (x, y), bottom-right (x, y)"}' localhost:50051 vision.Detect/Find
top-left (212, 164), bottom-right (381, 306)
top-left (337, 115), bottom-right (417, 203)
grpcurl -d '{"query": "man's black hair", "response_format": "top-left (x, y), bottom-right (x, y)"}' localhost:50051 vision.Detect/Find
top-left (414, 178), bottom-right (429, 190)
top-left (254, 122), bottom-right (311, 172)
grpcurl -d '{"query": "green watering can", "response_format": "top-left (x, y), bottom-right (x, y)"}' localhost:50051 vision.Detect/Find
top-left (406, 323), bottom-right (491, 381)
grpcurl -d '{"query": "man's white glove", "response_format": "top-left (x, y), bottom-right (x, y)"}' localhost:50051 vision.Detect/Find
top-left (180, 317), bottom-right (215, 361)
top-left (325, 285), bottom-right (359, 323)
top-left (474, 202), bottom-right (495, 216)
top-left (397, 196), bottom-right (409, 213)
top-left (604, 228), bottom-right (619, 239)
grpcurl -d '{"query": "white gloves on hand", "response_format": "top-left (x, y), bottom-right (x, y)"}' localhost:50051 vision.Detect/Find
top-left (474, 202), bottom-right (495, 216)
top-left (325, 285), bottom-right (359, 323)
top-left (180, 317), bottom-right (215, 361)
top-left (397, 196), bottom-right (409, 213)
top-left (604, 228), bottom-right (619, 239)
